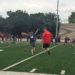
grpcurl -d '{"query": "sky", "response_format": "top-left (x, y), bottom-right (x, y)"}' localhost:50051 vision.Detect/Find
top-left (0, 0), bottom-right (75, 23)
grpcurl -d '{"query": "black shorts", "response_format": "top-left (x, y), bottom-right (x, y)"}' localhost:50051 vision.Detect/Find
top-left (43, 44), bottom-right (50, 49)
top-left (30, 42), bottom-right (35, 47)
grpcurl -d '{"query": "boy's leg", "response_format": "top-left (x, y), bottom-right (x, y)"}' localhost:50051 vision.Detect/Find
top-left (31, 43), bottom-right (36, 55)
top-left (31, 47), bottom-right (36, 55)
top-left (31, 48), bottom-right (34, 55)
top-left (33, 47), bottom-right (36, 53)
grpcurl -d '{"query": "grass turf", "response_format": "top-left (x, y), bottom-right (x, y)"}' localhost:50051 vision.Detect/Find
top-left (0, 42), bottom-right (75, 75)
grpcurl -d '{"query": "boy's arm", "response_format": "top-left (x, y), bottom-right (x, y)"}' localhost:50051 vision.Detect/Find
top-left (34, 29), bottom-right (39, 35)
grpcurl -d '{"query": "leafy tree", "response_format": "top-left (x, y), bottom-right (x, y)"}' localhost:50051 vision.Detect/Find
top-left (0, 16), bottom-right (6, 32)
top-left (69, 12), bottom-right (75, 23)
top-left (0, 10), bottom-right (60, 37)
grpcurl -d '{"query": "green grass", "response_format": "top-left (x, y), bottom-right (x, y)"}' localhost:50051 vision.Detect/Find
top-left (0, 42), bottom-right (75, 75)
top-left (0, 42), bottom-right (43, 70)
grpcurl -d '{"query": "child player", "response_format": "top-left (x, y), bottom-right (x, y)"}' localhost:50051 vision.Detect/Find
top-left (42, 28), bottom-right (52, 55)
top-left (22, 29), bottom-right (38, 55)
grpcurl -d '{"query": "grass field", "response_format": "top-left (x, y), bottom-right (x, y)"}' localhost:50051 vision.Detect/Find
top-left (0, 41), bottom-right (75, 75)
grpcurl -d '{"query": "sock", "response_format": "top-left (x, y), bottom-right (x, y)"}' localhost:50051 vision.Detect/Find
top-left (47, 51), bottom-right (50, 55)
top-left (31, 49), bottom-right (34, 55)
top-left (47, 48), bottom-right (50, 55)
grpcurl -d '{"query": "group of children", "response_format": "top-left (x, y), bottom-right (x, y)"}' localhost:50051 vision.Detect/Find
top-left (64, 37), bottom-right (75, 45)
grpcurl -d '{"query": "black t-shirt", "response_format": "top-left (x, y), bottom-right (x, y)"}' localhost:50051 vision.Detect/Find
top-left (29, 34), bottom-right (36, 43)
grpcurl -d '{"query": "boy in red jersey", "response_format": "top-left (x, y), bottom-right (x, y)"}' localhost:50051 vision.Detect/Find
top-left (42, 28), bottom-right (52, 55)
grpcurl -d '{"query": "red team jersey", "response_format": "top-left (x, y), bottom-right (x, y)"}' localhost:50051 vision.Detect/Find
top-left (42, 30), bottom-right (52, 44)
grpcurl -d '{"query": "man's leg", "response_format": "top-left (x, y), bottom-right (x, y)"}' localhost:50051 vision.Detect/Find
top-left (46, 48), bottom-right (50, 55)
top-left (43, 44), bottom-right (51, 55)
top-left (44, 48), bottom-right (50, 55)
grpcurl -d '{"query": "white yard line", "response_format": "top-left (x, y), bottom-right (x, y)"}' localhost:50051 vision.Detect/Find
top-left (72, 53), bottom-right (75, 54)
top-left (0, 46), bottom-right (12, 49)
top-left (0, 71), bottom-right (58, 75)
top-left (0, 49), bottom-right (4, 52)
top-left (60, 70), bottom-right (66, 75)
top-left (30, 68), bottom-right (37, 73)
top-left (0, 45), bottom-right (19, 49)
top-left (0, 42), bottom-right (26, 49)
top-left (2, 44), bottom-right (61, 71)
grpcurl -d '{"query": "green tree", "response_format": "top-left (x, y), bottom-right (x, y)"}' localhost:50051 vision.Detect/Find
top-left (6, 10), bottom-right (29, 35)
top-left (69, 12), bottom-right (75, 23)
top-left (0, 10), bottom-right (60, 37)
top-left (0, 16), bottom-right (6, 32)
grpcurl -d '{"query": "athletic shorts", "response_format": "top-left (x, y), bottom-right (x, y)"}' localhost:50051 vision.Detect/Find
top-left (43, 44), bottom-right (50, 49)
top-left (30, 42), bottom-right (35, 47)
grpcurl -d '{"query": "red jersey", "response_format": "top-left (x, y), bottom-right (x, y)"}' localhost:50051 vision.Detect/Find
top-left (42, 30), bottom-right (52, 44)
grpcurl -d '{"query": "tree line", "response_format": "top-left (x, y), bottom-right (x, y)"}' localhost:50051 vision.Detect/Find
top-left (69, 12), bottom-right (75, 23)
top-left (0, 10), bottom-right (60, 37)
